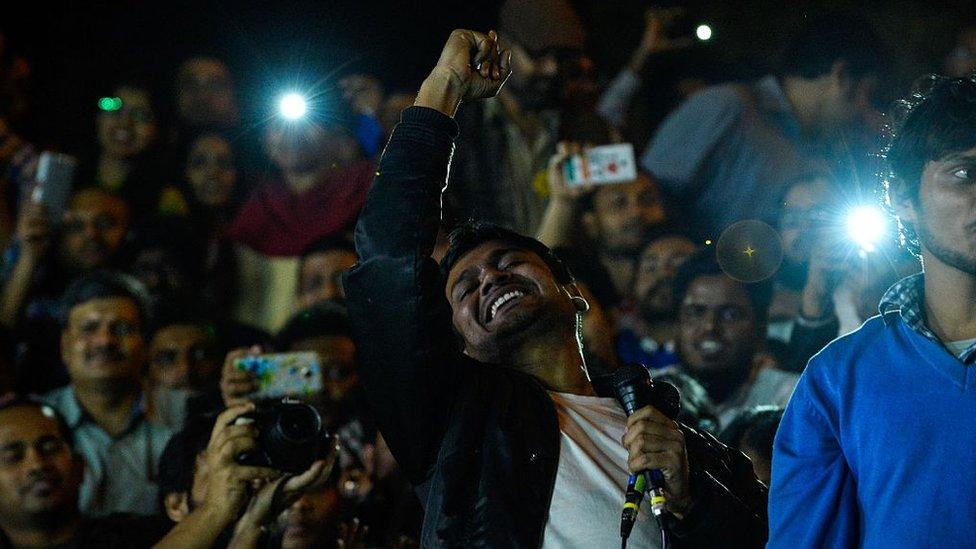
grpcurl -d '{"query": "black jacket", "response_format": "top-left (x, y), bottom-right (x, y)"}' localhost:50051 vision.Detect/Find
top-left (344, 106), bottom-right (768, 548)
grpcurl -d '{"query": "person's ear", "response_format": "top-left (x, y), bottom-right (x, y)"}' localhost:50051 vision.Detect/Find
top-left (889, 179), bottom-right (919, 228)
top-left (164, 492), bottom-right (191, 523)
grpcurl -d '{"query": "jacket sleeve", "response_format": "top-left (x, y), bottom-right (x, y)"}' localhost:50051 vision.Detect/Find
top-left (342, 106), bottom-right (462, 486)
top-left (670, 426), bottom-right (769, 547)
top-left (767, 360), bottom-right (859, 548)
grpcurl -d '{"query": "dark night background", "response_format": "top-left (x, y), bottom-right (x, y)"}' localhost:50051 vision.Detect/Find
top-left (2, 0), bottom-right (973, 154)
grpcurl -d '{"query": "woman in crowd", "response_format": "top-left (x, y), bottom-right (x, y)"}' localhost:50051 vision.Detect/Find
top-left (78, 78), bottom-right (184, 220)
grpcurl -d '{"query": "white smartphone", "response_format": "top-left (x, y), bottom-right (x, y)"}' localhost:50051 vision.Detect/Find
top-left (563, 143), bottom-right (638, 186)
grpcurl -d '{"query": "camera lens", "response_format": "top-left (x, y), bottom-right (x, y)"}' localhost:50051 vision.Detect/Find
top-left (275, 403), bottom-right (321, 442)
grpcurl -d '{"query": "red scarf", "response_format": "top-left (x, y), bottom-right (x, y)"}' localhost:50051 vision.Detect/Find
top-left (227, 160), bottom-right (374, 256)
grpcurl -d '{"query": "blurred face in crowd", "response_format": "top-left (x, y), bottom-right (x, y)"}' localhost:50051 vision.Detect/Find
top-left (811, 65), bottom-right (879, 139)
top-left (97, 86), bottom-right (157, 159)
top-left (677, 275), bottom-right (763, 391)
top-left (778, 176), bottom-right (832, 265)
top-left (587, 174), bottom-right (667, 257)
top-left (280, 484), bottom-right (341, 549)
top-left (61, 297), bottom-right (145, 389)
top-left (297, 249), bottom-right (357, 309)
top-left (185, 134), bottom-right (237, 207)
top-left (149, 324), bottom-right (218, 390)
top-left (505, 44), bottom-right (596, 112)
top-left (58, 189), bottom-right (130, 273)
top-left (288, 336), bottom-right (357, 405)
top-left (379, 92), bottom-right (417, 136)
top-left (175, 57), bottom-right (239, 127)
top-left (894, 144), bottom-right (976, 276)
top-left (0, 406), bottom-right (82, 529)
top-left (131, 248), bottom-right (192, 315)
top-left (265, 121), bottom-right (359, 175)
top-left (446, 241), bottom-right (577, 364)
top-left (634, 236), bottom-right (697, 321)
top-left (946, 27), bottom-right (976, 77)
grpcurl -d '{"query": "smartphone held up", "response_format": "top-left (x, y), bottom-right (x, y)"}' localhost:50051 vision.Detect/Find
top-left (31, 151), bottom-right (76, 223)
top-left (562, 143), bottom-right (638, 186)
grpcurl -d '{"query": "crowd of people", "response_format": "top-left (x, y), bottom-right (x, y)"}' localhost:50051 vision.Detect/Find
top-left (0, 1), bottom-right (975, 547)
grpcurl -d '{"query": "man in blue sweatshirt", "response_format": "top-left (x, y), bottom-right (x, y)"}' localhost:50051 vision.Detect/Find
top-left (768, 74), bottom-right (976, 547)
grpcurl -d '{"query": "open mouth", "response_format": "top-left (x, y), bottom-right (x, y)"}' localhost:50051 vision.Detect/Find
top-left (696, 338), bottom-right (725, 357)
top-left (484, 289), bottom-right (527, 324)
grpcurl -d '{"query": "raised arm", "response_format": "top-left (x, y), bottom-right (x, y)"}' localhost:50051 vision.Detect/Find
top-left (596, 8), bottom-right (690, 129)
top-left (342, 29), bottom-right (511, 485)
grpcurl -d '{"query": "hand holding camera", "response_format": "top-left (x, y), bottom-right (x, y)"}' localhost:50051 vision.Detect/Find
top-left (801, 233), bottom-right (853, 320)
top-left (199, 403), bottom-right (283, 525)
top-left (201, 401), bottom-right (339, 534)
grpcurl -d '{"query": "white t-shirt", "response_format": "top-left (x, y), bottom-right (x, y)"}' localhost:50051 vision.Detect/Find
top-left (542, 392), bottom-right (660, 549)
top-left (946, 338), bottom-right (976, 359)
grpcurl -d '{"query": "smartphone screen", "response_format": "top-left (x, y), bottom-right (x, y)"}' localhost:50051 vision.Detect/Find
top-left (563, 143), bottom-right (638, 186)
top-left (235, 352), bottom-right (324, 400)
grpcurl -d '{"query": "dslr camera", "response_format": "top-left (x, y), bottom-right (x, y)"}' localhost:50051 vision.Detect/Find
top-left (234, 398), bottom-right (332, 474)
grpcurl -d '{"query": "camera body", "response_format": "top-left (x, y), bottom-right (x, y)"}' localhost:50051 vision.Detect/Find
top-left (234, 398), bottom-right (331, 474)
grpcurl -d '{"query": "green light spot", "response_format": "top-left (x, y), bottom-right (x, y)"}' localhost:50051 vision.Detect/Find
top-left (98, 97), bottom-right (122, 111)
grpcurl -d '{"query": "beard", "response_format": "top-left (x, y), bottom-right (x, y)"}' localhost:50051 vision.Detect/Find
top-left (638, 283), bottom-right (675, 323)
top-left (688, 363), bottom-right (752, 405)
top-left (917, 220), bottom-right (976, 276)
top-left (465, 302), bottom-right (553, 365)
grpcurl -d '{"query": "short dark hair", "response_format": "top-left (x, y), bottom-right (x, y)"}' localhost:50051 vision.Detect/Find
top-left (778, 11), bottom-right (885, 82)
top-left (59, 270), bottom-right (153, 330)
top-left (884, 74), bottom-right (976, 256)
top-left (719, 406), bottom-right (784, 464)
top-left (0, 395), bottom-right (75, 447)
top-left (673, 250), bottom-right (773, 323)
top-left (276, 302), bottom-right (353, 350)
top-left (440, 220), bottom-right (574, 287)
top-left (158, 412), bottom-right (217, 506)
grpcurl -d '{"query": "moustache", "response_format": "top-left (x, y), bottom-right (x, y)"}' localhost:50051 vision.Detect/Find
top-left (19, 470), bottom-right (61, 496)
top-left (84, 347), bottom-right (126, 363)
top-left (78, 240), bottom-right (108, 256)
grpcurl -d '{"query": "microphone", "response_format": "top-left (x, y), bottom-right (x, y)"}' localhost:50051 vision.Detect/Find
top-left (597, 363), bottom-right (680, 544)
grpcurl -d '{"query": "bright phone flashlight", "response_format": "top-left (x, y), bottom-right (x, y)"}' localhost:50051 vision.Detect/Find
top-left (278, 93), bottom-right (308, 120)
top-left (696, 24), bottom-right (713, 41)
top-left (98, 96), bottom-right (122, 112)
top-left (845, 205), bottom-right (887, 252)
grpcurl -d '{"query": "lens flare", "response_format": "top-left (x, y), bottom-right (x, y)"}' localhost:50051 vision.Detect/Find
top-left (845, 205), bottom-right (886, 252)
top-left (278, 93), bottom-right (308, 120)
top-left (696, 24), bottom-right (713, 41)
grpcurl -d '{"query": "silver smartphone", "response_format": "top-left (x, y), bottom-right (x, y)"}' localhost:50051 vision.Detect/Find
top-left (32, 152), bottom-right (77, 222)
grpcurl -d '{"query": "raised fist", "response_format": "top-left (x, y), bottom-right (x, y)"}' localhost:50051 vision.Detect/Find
top-left (417, 29), bottom-right (512, 116)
